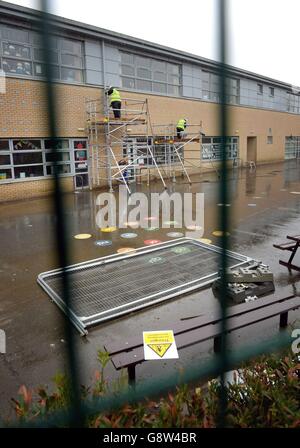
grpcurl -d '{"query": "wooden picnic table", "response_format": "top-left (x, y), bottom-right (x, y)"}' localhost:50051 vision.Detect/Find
top-left (273, 234), bottom-right (300, 272)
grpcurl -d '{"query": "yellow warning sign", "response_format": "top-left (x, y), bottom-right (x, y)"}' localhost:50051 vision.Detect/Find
top-left (148, 343), bottom-right (172, 358)
top-left (143, 330), bottom-right (178, 360)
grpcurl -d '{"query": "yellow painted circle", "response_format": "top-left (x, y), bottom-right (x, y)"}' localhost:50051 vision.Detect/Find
top-left (186, 225), bottom-right (203, 231)
top-left (198, 238), bottom-right (212, 244)
top-left (122, 221), bottom-right (140, 227)
top-left (74, 233), bottom-right (92, 240)
top-left (100, 227), bottom-right (117, 233)
top-left (212, 230), bottom-right (231, 237)
top-left (117, 247), bottom-right (136, 254)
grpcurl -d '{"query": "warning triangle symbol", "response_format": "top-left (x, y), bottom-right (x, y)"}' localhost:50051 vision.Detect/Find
top-left (147, 343), bottom-right (172, 358)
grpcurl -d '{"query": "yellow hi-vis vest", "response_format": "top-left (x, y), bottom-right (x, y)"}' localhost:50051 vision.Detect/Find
top-left (109, 88), bottom-right (121, 104)
top-left (177, 119), bottom-right (186, 130)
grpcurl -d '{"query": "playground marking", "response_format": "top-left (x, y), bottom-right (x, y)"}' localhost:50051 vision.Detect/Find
top-left (117, 247), bottom-right (136, 254)
top-left (167, 232), bottom-right (184, 238)
top-left (95, 240), bottom-right (112, 246)
top-left (74, 233), bottom-right (92, 240)
top-left (101, 227), bottom-right (117, 233)
top-left (198, 238), bottom-right (212, 244)
top-left (212, 230), bottom-right (231, 237)
top-left (144, 239), bottom-right (162, 245)
top-left (121, 233), bottom-right (138, 239)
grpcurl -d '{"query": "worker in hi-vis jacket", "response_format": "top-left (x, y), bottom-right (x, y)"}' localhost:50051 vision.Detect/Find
top-left (106, 86), bottom-right (121, 119)
top-left (176, 118), bottom-right (187, 139)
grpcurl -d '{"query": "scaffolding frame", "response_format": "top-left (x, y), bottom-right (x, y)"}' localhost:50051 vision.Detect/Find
top-left (151, 123), bottom-right (208, 183)
top-left (86, 93), bottom-right (223, 191)
top-left (86, 96), bottom-right (169, 194)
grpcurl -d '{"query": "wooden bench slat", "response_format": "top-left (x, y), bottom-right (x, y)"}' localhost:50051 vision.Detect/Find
top-left (111, 325), bottom-right (219, 370)
top-left (104, 294), bottom-right (295, 355)
top-left (279, 261), bottom-right (300, 272)
top-left (110, 297), bottom-right (300, 370)
top-left (286, 235), bottom-right (300, 242)
top-left (273, 243), bottom-right (296, 251)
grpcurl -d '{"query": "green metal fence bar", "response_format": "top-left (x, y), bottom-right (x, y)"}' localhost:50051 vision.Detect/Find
top-left (39, 0), bottom-right (84, 427)
top-left (218, 0), bottom-right (230, 427)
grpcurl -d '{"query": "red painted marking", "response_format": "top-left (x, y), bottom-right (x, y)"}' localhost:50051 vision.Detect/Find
top-left (144, 239), bottom-right (162, 246)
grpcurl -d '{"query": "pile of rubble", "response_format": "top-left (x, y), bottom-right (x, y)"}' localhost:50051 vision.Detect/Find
top-left (212, 262), bottom-right (275, 304)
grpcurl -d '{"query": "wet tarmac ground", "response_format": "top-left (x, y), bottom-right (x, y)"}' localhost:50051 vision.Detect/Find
top-left (1, 160), bottom-right (300, 421)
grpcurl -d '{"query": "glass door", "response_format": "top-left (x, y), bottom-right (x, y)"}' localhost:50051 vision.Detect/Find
top-left (72, 139), bottom-right (89, 188)
top-left (122, 138), bottom-right (137, 183)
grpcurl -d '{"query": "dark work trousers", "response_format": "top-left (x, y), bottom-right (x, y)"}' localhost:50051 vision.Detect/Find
top-left (177, 127), bottom-right (184, 139)
top-left (111, 101), bottom-right (121, 118)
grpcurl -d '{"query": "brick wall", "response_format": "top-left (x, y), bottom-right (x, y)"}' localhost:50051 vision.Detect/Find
top-left (0, 78), bottom-right (102, 137)
top-left (0, 177), bottom-right (73, 203)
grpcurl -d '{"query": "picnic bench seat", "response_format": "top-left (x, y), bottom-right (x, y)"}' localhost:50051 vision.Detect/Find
top-left (273, 234), bottom-right (300, 272)
top-left (104, 294), bottom-right (300, 384)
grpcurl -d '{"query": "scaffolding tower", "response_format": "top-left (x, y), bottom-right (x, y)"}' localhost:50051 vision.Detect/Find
top-left (150, 123), bottom-right (215, 182)
top-left (86, 93), bottom-right (212, 193)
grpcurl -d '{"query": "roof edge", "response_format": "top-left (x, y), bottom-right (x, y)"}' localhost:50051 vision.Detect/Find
top-left (0, 0), bottom-right (298, 91)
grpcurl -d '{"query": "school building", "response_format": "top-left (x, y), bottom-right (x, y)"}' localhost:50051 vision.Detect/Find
top-left (0, 0), bottom-right (300, 202)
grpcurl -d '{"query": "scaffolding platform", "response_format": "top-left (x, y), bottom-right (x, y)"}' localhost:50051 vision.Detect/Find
top-left (154, 138), bottom-right (201, 144)
top-left (89, 118), bottom-right (146, 126)
top-left (37, 238), bottom-right (252, 335)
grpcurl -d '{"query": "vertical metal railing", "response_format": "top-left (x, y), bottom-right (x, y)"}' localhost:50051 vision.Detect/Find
top-left (217, 0), bottom-right (229, 427)
top-left (39, 0), bottom-right (84, 427)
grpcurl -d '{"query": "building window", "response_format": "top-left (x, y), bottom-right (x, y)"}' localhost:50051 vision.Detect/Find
top-left (0, 139), bottom-right (11, 180)
top-left (267, 136), bottom-right (273, 144)
top-left (285, 136), bottom-right (300, 159)
top-left (2, 42), bottom-right (31, 59)
top-left (123, 136), bottom-right (183, 166)
top-left (2, 59), bottom-right (32, 75)
top-left (287, 93), bottom-right (300, 113)
top-left (73, 140), bottom-right (88, 175)
top-left (120, 51), bottom-right (181, 96)
top-left (257, 83), bottom-right (263, 95)
top-left (201, 137), bottom-right (239, 160)
top-left (201, 71), bottom-right (239, 104)
top-left (14, 165), bottom-right (44, 178)
top-left (44, 138), bottom-right (72, 175)
top-left (13, 139), bottom-right (41, 150)
top-left (0, 139), bottom-right (10, 150)
top-left (0, 168), bottom-right (12, 180)
top-left (0, 25), bottom-right (84, 83)
top-left (269, 87), bottom-right (274, 97)
top-left (0, 138), bottom-right (88, 182)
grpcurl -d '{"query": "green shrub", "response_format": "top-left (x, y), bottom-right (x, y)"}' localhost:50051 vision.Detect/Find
top-left (10, 350), bottom-right (300, 427)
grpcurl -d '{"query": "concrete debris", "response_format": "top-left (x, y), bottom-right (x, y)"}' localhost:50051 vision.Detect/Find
top-left (212, 279), bottom-right (275, 304)
top-left (245, 295), bottom-right (258, 303)
top-left (225, 262), bottom-right (274, 283)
